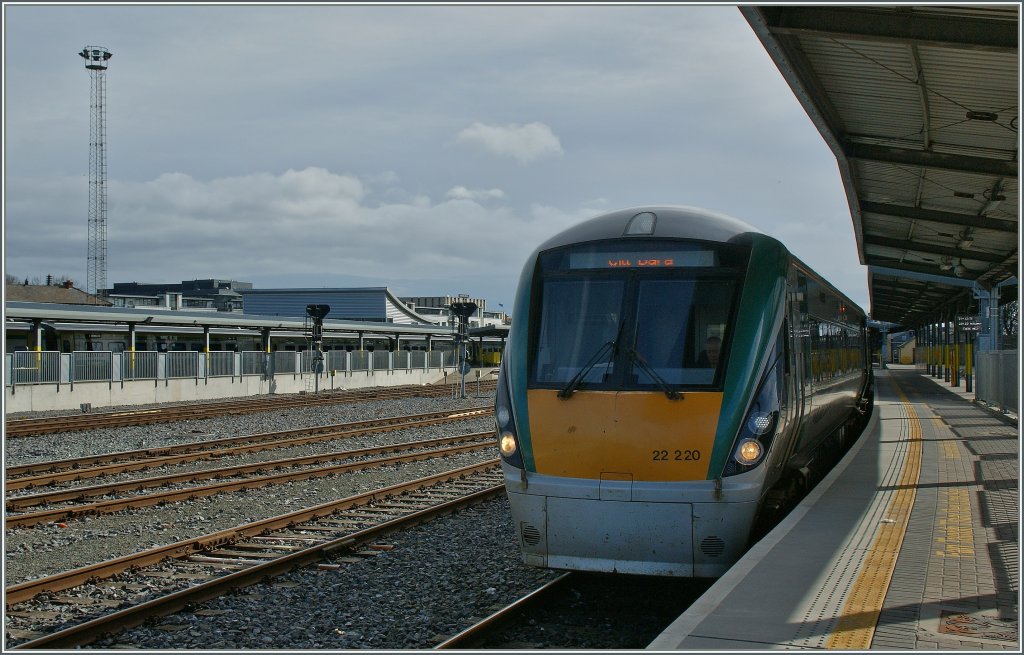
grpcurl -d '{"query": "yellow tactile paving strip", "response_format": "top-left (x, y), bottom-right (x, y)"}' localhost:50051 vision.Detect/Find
top-left (936, 440), bottom-right (975, 560)
top-left (826, 379), bottom-right (922, 649)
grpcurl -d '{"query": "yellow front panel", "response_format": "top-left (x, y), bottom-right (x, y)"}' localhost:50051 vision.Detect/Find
top-left (527, 389), bottom-right (723, 481)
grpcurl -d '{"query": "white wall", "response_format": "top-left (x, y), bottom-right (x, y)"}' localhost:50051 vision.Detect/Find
top-left (5, 367), bottom-right (498, 414)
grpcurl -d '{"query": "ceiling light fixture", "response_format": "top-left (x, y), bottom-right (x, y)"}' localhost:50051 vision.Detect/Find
top-left (958, 230), bottom-right (975, 250)
top-left (966, 110), bottom-right (999, 121)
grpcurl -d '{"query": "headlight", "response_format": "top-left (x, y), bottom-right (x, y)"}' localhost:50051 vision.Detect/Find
top-left (494, 364), bottom-right (524, 469)
top-left (722, 342), bottom-right (785, 478)
top-left (734, 438), bottom-right (764, 465)
top-left (499, 431), bottom-right (518, 457)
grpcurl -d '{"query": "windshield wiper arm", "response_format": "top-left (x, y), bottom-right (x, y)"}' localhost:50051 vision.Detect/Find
top-left (558, 340), bottom-right (615, 399)
top-left (629, 348), bottom-right (682, 400)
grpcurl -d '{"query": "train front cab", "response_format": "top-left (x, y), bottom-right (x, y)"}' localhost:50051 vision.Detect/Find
top-left (498, 232), bottom-right (793, 578)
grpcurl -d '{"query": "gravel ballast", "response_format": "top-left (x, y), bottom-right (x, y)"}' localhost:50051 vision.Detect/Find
top-left (6, 390), bottom-right (564, 650)
top-left (5, 389), bottom-right (690, 649)
top-left (4, 393), bottom-right (496, 586)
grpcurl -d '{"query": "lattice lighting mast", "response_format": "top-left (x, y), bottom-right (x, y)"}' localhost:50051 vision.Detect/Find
top-left (79, 46), bottom-right (113, 296)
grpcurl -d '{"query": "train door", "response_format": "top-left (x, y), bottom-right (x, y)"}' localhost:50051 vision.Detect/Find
top-left (787, 271), bottom-right (808, 444)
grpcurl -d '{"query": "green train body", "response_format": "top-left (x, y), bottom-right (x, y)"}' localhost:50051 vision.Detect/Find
top-left (495, 206), bottom-right (873, 577)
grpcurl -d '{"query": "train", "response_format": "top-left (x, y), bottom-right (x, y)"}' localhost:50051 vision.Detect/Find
top-left (495, 206), bottom-right (873, 578)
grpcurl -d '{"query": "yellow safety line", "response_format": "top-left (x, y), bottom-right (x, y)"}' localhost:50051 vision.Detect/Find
top-left (826, 378), bottom-right (922, 650)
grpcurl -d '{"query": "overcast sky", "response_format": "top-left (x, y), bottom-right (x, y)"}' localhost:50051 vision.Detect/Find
top-left (3, 2), bottom-right (870, 313)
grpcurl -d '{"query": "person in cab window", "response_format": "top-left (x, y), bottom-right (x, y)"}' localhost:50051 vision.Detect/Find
top-left (697, 336), bottom-right (721, 368)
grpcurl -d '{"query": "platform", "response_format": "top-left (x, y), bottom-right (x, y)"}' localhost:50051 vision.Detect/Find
top-left (650, 366), bottom-right (1019, 650)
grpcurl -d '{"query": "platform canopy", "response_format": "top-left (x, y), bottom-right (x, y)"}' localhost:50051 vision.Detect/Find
top-left (743, 5), bottom-right (1018, 326)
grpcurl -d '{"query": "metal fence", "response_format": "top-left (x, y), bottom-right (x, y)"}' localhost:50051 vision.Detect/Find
top-left (241, 352), bottom-right (267, 376)
top-left (207, 352), bottom-right (236, 377)
top-left (274, 351), bottom-right (297, 375)
top-left (326, 350), bottom-right (349, 373)
top-left (410, 351), bottom-right (427, 369)
top-left (6, 349), bottom-right (470, 388)
top-left (10, 351), bottom-right (61, 384)
top-left (122, 351), bottom-right (159, 380)
top-left (351, 351), bottom-right (370, 372)
top-left (372, 350), bottom-right (390, 371)
top-left (166, 351), bottom-right (199, 379)
top-left (73, 352), bottom-right (113, 382)
top-left (975, 350), bottom-right (1019, 414)
top-left (429, 350), bottom-right (456, 369)
top-left (394, 350), bottom-right (411, 370)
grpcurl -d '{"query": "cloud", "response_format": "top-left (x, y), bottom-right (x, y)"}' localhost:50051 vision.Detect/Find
top-left (445, 186), bottom-right (506, 201)
top-left (456, 122), bottom-right (564, 164)
top-left (3, 167), bottom-right (583, 302)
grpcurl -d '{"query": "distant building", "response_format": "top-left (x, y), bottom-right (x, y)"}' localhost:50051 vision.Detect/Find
top-left (105, 279), bottom-right (250, 312)
top-left (5, 280), bottom-right (111, 306)
top-left (399, 294), bottom-right (509, 328)
top-left (239, 287), bottom-right (435, 324)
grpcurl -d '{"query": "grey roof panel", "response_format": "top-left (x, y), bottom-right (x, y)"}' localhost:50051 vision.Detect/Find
top-left (742, 5), bottom-right (1018, 325)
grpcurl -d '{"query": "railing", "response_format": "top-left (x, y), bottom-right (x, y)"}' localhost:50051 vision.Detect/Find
top-left (10, 351), bottom-right (61, 384)
top-left (73, 352), bottom-right (113, 382)
top-left (122, 351), bottom-right (159, 380)
top-left (207, 352), bottom-right (236, 377)
top-left (166, 352), bottom-right (199, 379)
top-left (6, 349), bottom-right (478, 389)
top-left (351, 351), bottom-right (370, 372)
top-left (273, 351), bottom-right (297, 375)
top-left (326, 350), bottom-right (349, 373)
top-left (975, 350), bottom-right (1019, 414)
top-left (410, 351), bottom-right (427, 369)
top-left (241, 351), bottom-right (267, 376)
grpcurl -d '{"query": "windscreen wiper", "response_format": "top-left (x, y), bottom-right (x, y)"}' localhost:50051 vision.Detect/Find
top-left (558, 319), bottom-right (627, 399)
top-left (557, 340), bottom-right (615, 399)
top-left (629, 348), bottom-right (682, 400)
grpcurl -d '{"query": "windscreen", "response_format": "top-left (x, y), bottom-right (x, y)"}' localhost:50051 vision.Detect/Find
top-left (632, 278), bottom-right (736, 386)
top-left (529, 239), bottom-right (748, 391)
top-left (532, 278), bottom-right (624, 385)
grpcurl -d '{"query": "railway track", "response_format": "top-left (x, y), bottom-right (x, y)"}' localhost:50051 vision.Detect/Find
top-left (5, 432), bottom-right (495, 528)
top-left (436, 570), bottom-right (712, 649)
top-left (4, 381), bottom-right (496, 437)
top-left (5, 462), bottom-right (504, 649)
top-left (436, 573), bottom-right (576, 648)
top-left (6, 406), bottom-right (491, 486)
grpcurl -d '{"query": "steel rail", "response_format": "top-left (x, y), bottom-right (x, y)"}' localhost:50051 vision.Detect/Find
top-left (6, 438), bottom-right (495, 528)
top-left (6, 406), bottom-right (491, 482)
top-left (5, 381), bottom-right (496, 436)
top-left (5, 459), bottom-right (501, 606)
top-left (435, 573), bottom-right (576, 649)
top-left (7, 431), bottom-right (494, 511)
top-left (8, 469), bottom-right (505, 649)
top-left (5, 388), bottom-right (395, 435)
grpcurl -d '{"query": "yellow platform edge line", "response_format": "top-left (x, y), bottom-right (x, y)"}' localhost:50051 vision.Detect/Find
top-left (826, 377), bottom-right (922, 650)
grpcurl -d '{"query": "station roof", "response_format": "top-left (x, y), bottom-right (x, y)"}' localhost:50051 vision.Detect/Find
top-left (469, 325), bottom-right (510, 339)
top-left (742, 5), bottom-right (1019, 326)
top-left (4, 301), bottom-right (452, 338)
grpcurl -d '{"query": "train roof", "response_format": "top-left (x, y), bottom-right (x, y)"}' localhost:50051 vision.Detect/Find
top-left (535, 206), bottom-right (770, 252)
top-left (530, 206), bottom-right (866, 318)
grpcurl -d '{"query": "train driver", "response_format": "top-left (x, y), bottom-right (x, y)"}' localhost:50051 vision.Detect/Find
top-left (696, 335), bottom-right (721, 368)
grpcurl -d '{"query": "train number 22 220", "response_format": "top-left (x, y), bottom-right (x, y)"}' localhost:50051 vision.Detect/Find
top-left (652, 449), bottom-right (701, 461)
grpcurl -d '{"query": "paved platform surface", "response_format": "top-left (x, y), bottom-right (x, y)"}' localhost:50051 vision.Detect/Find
top-left (649, 367), bottom-right (1019, 650)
